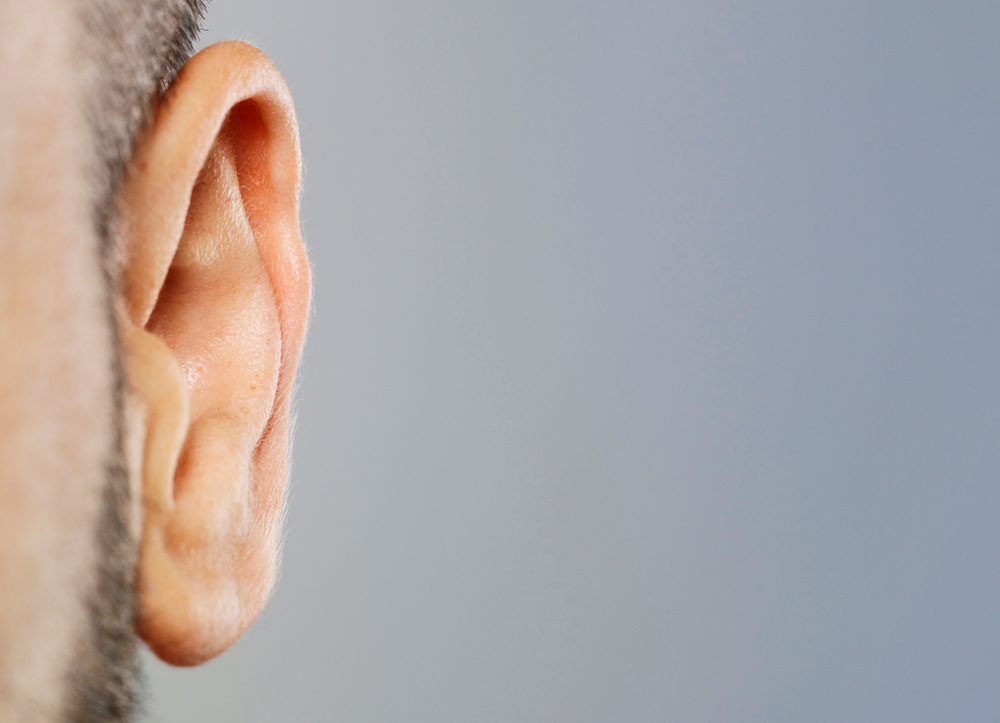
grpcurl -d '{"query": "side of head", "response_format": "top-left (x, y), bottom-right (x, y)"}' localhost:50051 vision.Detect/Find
top-left (0, 2), bottom-right (310, 721)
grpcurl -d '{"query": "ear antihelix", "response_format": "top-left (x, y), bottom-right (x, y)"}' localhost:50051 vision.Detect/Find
top-left (138, 131), bottom-right (283, 665)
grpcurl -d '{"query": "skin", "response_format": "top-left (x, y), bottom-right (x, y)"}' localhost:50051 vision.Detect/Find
top-left (0, 6), bottom-right (310, 718)
top-left (122, 42), bottom-right (311, 666)
top-left (0, 2), bottom-right (114, 717)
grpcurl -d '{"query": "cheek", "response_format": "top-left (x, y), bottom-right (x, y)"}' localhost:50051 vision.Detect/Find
top-left (0, 180), bottom-right (118, 717)
top-left (0, 2), bottom-right (120, 711)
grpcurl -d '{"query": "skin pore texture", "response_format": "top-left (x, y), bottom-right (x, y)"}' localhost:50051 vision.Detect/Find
top-left (0, 1), bottom-right (310, 721)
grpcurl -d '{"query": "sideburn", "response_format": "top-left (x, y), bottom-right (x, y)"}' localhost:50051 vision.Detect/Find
top-left (62, 219), bottom-right (143, 723)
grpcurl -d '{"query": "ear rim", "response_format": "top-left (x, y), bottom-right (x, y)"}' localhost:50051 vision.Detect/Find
top-left (119, 41), bottom-right (311, 667)
top-left (120, 40), bottom-right (308, 344)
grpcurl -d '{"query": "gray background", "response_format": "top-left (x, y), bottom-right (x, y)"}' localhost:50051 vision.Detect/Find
top-left (143, 1), bottom-right (1000, 721)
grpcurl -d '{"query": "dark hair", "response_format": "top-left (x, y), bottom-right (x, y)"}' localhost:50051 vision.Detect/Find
top-left (83, 0), bottom-right (208, 269)
top-left (65, 2), bottom-right (207, 721)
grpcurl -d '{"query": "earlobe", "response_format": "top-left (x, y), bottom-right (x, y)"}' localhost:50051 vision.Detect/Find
top-left (117, 42), bottom-right (310, 667)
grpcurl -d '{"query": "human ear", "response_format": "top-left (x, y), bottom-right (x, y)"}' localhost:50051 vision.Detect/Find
top-left (117, 41), bottom-right (310, 667)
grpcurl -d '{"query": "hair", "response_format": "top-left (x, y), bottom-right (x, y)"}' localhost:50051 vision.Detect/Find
top-left (63, 2), bottom-right (207, 721)
top-left (83, 0), bottom-right (208, 269)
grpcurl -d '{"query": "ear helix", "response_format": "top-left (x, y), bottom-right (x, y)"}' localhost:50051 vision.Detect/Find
top-left (118, 42), bottom-right (310, 666)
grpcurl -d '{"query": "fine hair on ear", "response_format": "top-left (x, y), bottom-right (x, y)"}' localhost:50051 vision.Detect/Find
top-left (116, 41), bottom-right (310, 667)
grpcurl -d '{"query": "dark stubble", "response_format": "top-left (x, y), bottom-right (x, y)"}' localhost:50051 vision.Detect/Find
top-left (62, 314), bottom-right (143, 723)
top-left (58, 3), bottom-right (209, 718)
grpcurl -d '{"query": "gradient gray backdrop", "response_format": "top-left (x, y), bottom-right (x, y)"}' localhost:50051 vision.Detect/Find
top-left (143, 2), bottom-right (1000, 721)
